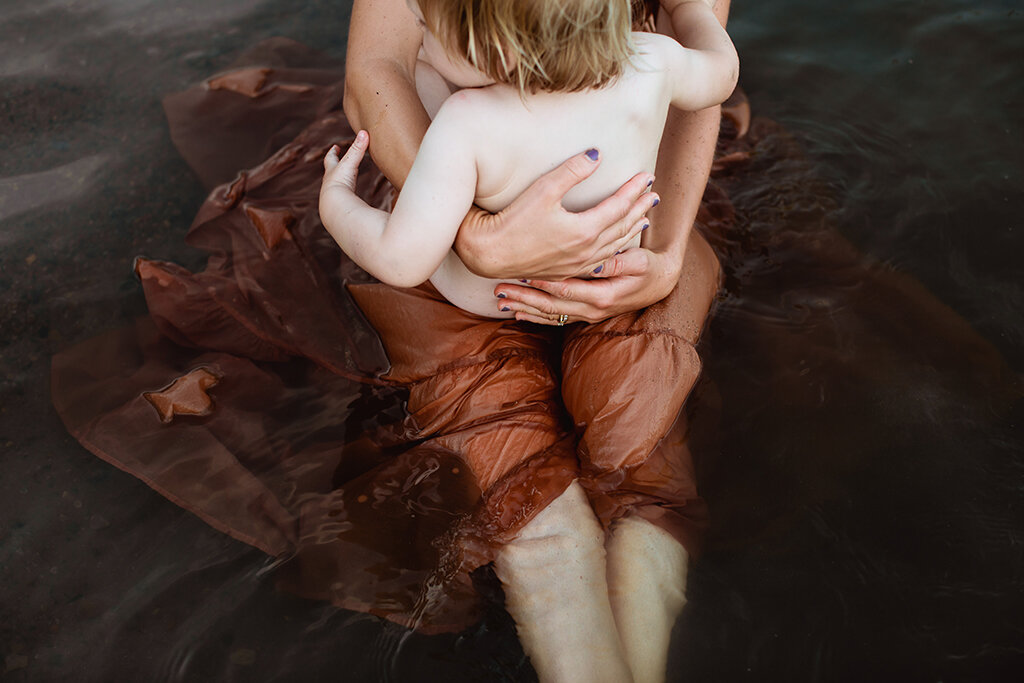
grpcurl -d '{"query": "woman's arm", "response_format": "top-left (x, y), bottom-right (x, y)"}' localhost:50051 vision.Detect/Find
top-left (343, 0), bottom-right (428, 191)
top-left (493, 0), bottom-right (731, 325)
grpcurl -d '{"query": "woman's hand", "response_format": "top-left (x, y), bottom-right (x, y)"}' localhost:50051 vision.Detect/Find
top-left (494, 247), bottom-right (681, 325)
top-left (454, 149), bottom-right (659, 281)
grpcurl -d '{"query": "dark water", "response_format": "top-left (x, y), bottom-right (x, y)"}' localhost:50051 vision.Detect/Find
top-left (2, 1), bottom-right (1021, 681)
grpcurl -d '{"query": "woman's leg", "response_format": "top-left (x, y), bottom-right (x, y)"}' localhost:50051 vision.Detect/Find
top-left (494, 481), bottom-right (634, 683)
top-left (559, 233), bottom-right (720, 682)
top-left (606, 517), bottom-right (689, 683)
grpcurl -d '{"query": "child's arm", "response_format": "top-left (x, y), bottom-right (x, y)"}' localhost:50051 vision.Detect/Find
top-left (319, 97), bottom-right (478, 288)
top-left (656, 0), bottom-right (739, 111)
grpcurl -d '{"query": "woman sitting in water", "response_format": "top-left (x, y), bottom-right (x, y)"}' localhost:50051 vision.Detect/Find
top-left (324, 1), bottom-right (736, 681)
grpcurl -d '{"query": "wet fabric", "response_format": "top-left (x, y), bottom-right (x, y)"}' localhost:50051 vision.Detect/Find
top-left (50, 31), bottom-right (736, 631)
top-left (342, 217), bottom-right (719, 555)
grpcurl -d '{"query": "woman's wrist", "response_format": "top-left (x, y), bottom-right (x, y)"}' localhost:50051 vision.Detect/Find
top-left (638, 247), bottom-right (683, 304)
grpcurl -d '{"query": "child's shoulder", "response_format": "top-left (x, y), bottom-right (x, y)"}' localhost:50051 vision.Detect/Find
top-left (422, 86), bottom-right (520, 160)
top-left (430, 84), bottom-right (523, 139)
top-left (631, 31), bottom-right (681, 58)
top-left (625, 32), bottom-right (690, 84)
top-left (436, 84), bottom-right (518, 119)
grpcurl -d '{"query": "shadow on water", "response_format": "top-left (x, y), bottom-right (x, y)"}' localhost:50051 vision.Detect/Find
top-left (2, 0), bottom-right (1022, 681)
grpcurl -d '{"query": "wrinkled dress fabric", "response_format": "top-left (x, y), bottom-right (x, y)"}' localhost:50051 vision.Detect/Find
top-left (51, 35), bottom-right (733, 632)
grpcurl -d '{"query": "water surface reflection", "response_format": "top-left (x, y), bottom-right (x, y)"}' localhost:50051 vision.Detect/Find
top-left (2, 1), bottom-right (1021, 681)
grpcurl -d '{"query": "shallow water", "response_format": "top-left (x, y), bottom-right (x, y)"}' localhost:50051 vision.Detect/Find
top-left (2, 1), bottom-right (1022, 681)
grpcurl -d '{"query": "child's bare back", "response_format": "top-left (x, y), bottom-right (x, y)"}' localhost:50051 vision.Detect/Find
top-left (422, 32), bottom-right (690, 316)
top-left (320, 0), bottom-right (737, 318)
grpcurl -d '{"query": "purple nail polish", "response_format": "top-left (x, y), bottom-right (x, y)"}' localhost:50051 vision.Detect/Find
top-left (593, 265), bottom-right (603, 274)
top-left (642, 223), bottom-right (650, 231)
top-left (615, 250), bottom-right (622, 256)
top-left (519, 279), bottom-right (528, 283)
top-left (652, 198), bottom-right (660, 207)
top-left (501, 306), bottom-right (510, 312)
top-left (585, 148), bottom-right (599, 162)
top-left (497, 293), bottom-right (506, 298)
top-left (646, 179), bottom-right (653, 188)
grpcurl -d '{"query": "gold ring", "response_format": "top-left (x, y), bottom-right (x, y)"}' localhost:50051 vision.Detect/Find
top-left (557, 314), bottom-right (569, 326)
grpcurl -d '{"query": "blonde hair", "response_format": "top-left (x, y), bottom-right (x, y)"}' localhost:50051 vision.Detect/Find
top-left (416, 0), bottom-right (636, 93)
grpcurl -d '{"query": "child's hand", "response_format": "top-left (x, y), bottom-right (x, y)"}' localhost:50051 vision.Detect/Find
top-left (323, 129), bottom-right (370, 193)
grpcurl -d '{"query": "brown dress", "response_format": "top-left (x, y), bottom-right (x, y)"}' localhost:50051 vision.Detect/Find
top-left (51, 16), bottom-right (729, 631)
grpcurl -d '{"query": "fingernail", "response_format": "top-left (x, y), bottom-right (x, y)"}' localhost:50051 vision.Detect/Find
top-left (652, 198), bottom-right (660, 207)
top-left (585, 148), bottom-right (599, 162)
top-left (497, 293), bottom-right (506, 298)
top-left (646, 178), bottom-right (654, 188)
top-left (642, 223), bottom-right (650, 231)
top-left (519, 279), bottom-right (528, 283)
top-left (501, 306), bottom-right (510, 312)
top-left (593, 265), bottom-right (603, 274)
top-left (615, 250), bottom-right (622, 255)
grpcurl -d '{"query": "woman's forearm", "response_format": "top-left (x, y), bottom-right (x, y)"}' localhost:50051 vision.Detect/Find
top-left (645, 0), bottom-right (730, 273)
top-left (644, 104), bottom-right (720, 271)
top-left (343, 0), bottom-right (428, 191)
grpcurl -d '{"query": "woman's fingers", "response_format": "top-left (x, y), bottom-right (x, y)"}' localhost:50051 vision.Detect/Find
top-left (578, 170), bottom-right (651, 230)
top-left (584, 248), bottom-right (632, 279)
top-left (577, 192), bottom-right (657, 270)
top-left (452, 150), bottom-right (657, 281)
top-left (497, 281), bottom-right (602, 323)
top-left (497, 249), bottom-right (668, 324)
top-left (581, 170), bottom-right (657, 238)
top-left (514, 311), bottom-right (569, 327)
top-left (504, 249), bottom-right (653, 307)
top-left (580, 213), bottom-right (651, 277)
top-left (514, 279), bottom-right (602, 310)
top-left (533, 157), bottom-right (654, 267)
top-left (535, 148), bottom-right (604, 203)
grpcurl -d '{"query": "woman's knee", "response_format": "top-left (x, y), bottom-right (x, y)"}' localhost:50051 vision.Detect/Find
top-left (497, 481), bottom-right (605, 571)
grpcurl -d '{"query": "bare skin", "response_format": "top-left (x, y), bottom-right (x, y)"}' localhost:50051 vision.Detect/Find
top-left (321, 24), bottom-right (735, 316)
top-left (340, 2), bottom-right (732, 681)
top-left (493, 0), bottom-right (732, 325)
top-left (345, 0), bottom-right (657, 295)
top-left (344, 0), bottom-right (730, 325)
